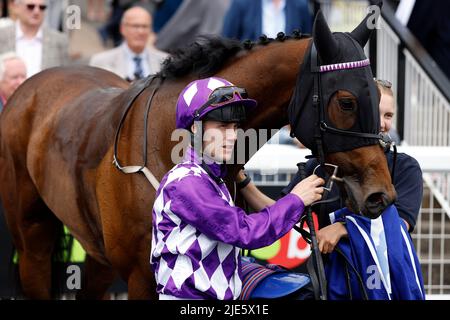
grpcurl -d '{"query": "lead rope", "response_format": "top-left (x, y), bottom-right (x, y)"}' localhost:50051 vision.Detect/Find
top-left (293, 162), bottom-right (328, 300)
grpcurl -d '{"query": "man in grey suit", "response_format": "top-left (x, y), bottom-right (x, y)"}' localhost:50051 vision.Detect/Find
top-left (0, 0), bottom-right (69, 78)
top-left (90, 6), bottom-right (168, 82)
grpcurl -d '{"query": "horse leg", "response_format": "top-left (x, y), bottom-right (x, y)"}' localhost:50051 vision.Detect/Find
top-left (15, 198), bottom-right (60, 299)
top-left (76, 255), bottom-right (116, 300)
top-left (126, 256), bottom-right (158, 300)
top-left (0, 147), bottom-right (61, 299)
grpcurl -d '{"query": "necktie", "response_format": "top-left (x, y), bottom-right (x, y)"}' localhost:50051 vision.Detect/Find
top-left (133, 56), bottom-right (144, 80)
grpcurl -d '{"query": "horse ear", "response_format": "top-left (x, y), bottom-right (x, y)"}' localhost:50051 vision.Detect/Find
top-left (350, 1), bottom-right (383, 47)
top-left (313, 10), bottom-right (338, 64)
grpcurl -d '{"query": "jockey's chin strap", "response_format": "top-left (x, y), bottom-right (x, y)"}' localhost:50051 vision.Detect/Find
top-left (113, 75), bottom-right (164, 190)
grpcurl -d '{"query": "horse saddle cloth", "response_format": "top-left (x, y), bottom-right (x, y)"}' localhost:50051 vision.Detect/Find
top-left (239, 257), bottom-right (313, 300)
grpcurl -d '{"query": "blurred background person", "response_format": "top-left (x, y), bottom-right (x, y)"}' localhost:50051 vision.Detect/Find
top-left (0, 0), bottom-right (16, 27)
top-left (0, 0), bottom-right (69, 78)
top-left (151, 0), bottom-right (181, 34)
top-left (87, 0), bottom-right (106, 22)
top-left (222, 0), bottom-right (313, 41)
top-left (44, 0), bottom-right (67, 32)
top-left (97, 0), bottom-right (156, 47)
top-left (90, 5), bottom-right (167, 81)
top-left (154, 0), bottom-right (230, 52)
top-left (0, 52), bottom-right (26, 113)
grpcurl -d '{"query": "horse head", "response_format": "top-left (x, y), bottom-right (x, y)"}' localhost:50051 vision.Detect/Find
top-left (289, 5), bottom-right (396, 219)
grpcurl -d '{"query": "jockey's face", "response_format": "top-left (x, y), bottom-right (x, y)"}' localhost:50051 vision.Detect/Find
top-left (196, 120), bottom-right (238, 163)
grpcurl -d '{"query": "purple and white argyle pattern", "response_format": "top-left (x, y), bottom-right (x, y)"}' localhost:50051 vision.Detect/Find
top-left (150, 162), bottom-right (242, 300)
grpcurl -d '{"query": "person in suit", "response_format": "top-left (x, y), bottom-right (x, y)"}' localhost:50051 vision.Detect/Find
top-left (154, 0), bottom-right (230, 52)
top-left (90, 5), bottom-right (168, 81)
top-left (0, 52), bottom-right (27, 113)
top-left (222, 0), bottom-right (313, 41)
top-left (0, 0), bottom-right (69, 78)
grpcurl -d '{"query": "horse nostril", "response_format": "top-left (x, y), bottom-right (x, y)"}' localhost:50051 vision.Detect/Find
top-left (366, 192), bottom-right (385, 206)
top-left (364, 192), bottom-right (390, 219)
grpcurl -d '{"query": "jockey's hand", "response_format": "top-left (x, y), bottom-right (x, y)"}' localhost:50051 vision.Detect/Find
top-left (235, 169), bottom-right (247, 183)
top-left (317, 222), bottom-right (348, 254)
top-left (290, 174), bottom-right (324, 206)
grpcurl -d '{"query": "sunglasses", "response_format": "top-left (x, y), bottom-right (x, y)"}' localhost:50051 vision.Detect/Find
top-left (26, 4), bottom-right (47, 11)
top-left (194, 86), bottom-right (248, 117)
top-left (374, 78), bottom-right (392, 89)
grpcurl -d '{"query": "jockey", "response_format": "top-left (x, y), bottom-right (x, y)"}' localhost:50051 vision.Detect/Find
top-left (150, 76), bottom-right (324, 300)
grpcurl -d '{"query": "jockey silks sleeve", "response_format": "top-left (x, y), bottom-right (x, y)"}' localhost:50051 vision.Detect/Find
top-left (167, 175), bottom-right (304, 249)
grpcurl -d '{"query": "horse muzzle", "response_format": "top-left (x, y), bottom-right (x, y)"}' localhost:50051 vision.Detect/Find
top-left (342, 175), bottom-right (397, 219)
top-left (363, 191), bottom-right (396, 219)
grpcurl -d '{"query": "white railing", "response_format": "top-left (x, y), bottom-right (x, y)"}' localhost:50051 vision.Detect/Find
top-left (376, 18), bottom-right (399, 107)
top-left (412, 181), bottom-right (450, 296)
top-left (404, 51), bottom-right (450, 146)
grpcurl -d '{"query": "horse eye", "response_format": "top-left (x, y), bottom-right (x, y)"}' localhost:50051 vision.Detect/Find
top-left (338, 99), bottom-right (356, 111)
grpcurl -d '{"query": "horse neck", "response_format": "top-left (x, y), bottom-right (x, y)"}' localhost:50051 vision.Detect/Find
top-left (219, 38), bottom-right (312, 131)
top-left (218, 39), bottom-right (312, 178)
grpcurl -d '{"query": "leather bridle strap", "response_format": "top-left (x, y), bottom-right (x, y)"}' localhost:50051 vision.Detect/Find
top-left (113, 75), bottom-right (164, 190)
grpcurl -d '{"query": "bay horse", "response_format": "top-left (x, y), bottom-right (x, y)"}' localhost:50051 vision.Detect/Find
top-left (0, 9), bottom-right (395, 299)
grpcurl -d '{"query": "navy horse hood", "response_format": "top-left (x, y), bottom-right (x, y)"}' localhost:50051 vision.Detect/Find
top-left (289, 8), bottom-right (381, 155)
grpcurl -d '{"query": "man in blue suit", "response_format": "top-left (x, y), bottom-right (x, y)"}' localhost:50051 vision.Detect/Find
top-left (222, 0), bottom-right (313, 41)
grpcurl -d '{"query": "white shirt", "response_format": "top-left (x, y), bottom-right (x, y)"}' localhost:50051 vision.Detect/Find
top-left (122, 43), bottom-right (150, 80)
top-left (16, 22), bottom-right (43, 78)
top-left (262, 0), bottom-right (286, 38)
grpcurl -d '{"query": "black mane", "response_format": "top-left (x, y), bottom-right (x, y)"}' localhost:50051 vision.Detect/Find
top-left (158, 36), bottom-right (244, 80)
top-left (158, 33), bottom-right (309, 80)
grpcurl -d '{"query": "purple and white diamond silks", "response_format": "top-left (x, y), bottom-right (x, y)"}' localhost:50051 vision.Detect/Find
top-left (150, 147), bottom-right (305, 300)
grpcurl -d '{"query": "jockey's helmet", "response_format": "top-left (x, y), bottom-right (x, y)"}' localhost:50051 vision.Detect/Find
top-left (176, 77), bottom-right (257, 130)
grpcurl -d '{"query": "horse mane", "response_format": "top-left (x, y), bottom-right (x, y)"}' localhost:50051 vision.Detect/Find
top-left (158, 32), bottom-right (310, 80)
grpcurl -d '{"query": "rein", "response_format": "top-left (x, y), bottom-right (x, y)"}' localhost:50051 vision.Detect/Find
top-left (113, 75), bottom-right (164, 190)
